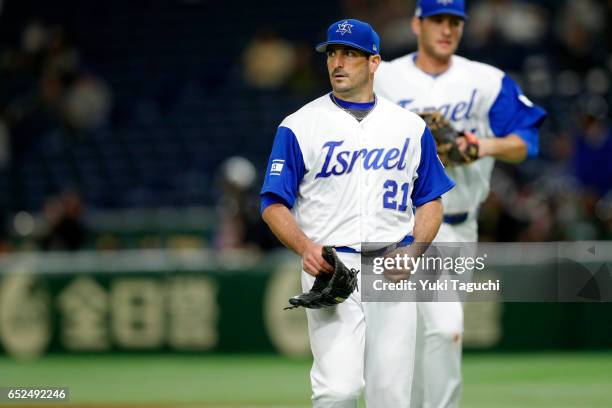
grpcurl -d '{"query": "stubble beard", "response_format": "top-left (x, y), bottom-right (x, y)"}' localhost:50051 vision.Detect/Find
top-left (422, 38), bottom-right (455, 64)
top-left (331, 70), bottom-right (369, 99)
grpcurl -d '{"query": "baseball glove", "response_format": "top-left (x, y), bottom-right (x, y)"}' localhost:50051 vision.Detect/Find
top-left (285, 246), bottom-right (359, 310)
top-left (419, 112), bottom-right (479, 166)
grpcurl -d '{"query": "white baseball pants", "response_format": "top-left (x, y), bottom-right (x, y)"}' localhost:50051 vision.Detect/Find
top-left (411, 218), bottom-right (477, 408)
top-left (302, 252), bottom-right (417, 408)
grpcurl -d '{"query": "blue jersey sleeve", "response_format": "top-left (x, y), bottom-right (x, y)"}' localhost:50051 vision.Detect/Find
top-left (488, 75), bottom-right (547, 157)
top-left (411, 127), bottom-right (455, 207)
top-left (260, 126), bottom-right (306, 213)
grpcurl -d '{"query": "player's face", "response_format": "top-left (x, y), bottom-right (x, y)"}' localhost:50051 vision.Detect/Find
top-left (413, 14), bottom-right (464, 61)
top-left (326, 45), bottom-right (379, 99)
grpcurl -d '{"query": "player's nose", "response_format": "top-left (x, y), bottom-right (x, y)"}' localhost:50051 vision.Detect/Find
top-left (441, 20), bottom-right (452, 35)
top-left (330, 53), bottom-right (344, 68)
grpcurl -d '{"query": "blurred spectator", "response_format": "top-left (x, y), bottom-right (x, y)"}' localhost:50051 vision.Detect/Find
top-left (214, 156), bottom-right (280, 252)
top-left (242, 29), bottom-right (296, 89)
top-left (1, 21), bottom-right (111, 153)
top-left (287, 43), bottom-right (322, 94)
top-left (63, 75), bottom-right (112, 131)
top-left (39, 190), bottom-right (87, 251)
top-left (466, 0), bottom-right (548, 48)
top-left (571, 94), bottom-right (612, 197)
top-left (463, 0), bottom-right (549, 70)
top-left (554, 0), bottom-right (607, 72)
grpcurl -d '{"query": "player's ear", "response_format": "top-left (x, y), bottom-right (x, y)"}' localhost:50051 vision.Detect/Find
top-left (369, 54), bottom-right (381, 74)
top-left (411, 16), bottom-right (421, 36)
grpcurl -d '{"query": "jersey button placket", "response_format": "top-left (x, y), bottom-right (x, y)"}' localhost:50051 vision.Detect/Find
top-left (358, 126), bottom-right (367, 245)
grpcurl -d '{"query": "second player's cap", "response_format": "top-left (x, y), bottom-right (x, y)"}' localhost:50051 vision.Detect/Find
top-left (315, 19), bottom-right (380, 55)
top-left (415, 0), bottom-right (467, 20)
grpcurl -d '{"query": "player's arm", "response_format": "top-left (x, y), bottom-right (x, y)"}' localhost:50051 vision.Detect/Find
top-left (409, 126), bottom-right (455, 235)
top-left (398, 197), bottom-right (443, 261)
top-left (460, 133), bottom-right (528, 163)
top-left (262, 203), bottom-right (332, 276)
top-left (385, 197), bottom-right (444, 283)
top-left (260, 125), bottom-right (332, 276)
top-left (413, 197), bottom-right (443, 245)
top-left (468, 74), bottom-right (546, 163)
top-left (384, 127), bottom-right (454, 282)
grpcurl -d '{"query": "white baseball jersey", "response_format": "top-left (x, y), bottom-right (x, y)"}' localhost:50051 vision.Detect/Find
top-left (260, 93), bottom-right (455, 250)
top-left (375, 54), bottom-right (546, 214)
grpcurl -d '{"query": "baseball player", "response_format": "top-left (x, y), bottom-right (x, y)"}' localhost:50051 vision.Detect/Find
top-left (260, 19), bottom-right (455, 407)
top-left (374, 1), bottom-right (547, 407)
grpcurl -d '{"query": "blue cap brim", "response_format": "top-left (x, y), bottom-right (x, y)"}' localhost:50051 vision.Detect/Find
top-left (315, 40), bottom-right (377, 55)
top-left (419, 9), bottom-right (467, 20)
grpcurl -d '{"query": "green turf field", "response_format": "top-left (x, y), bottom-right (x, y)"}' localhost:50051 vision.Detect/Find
top-left (1, 352), bottom-right (611, 407)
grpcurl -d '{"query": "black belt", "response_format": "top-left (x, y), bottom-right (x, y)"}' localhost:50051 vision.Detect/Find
top-left (443, 212), bottom-right (469, 225)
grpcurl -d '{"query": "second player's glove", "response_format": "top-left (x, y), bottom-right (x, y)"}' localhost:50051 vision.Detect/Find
top-left (285, 246), bottom-right (359, 310)
top-left (419, 111), bottom-right (479, 166)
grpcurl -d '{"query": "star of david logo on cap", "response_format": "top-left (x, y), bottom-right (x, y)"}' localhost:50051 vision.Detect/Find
top-left (336, 20), bottom-right (353, 36)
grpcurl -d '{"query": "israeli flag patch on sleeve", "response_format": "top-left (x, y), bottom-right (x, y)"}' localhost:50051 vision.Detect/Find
top-left (270, 160), bottom-right (285, 176)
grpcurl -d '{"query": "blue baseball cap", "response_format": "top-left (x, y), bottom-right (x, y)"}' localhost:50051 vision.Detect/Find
top-left (415, 0), bottom-right (467, 20)
top-left (316, 19), bottom-right (380, 55)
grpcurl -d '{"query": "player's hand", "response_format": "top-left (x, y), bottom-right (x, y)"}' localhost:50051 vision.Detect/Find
top-left (455, 131), bottom-right (481, 159)
top-left (455, 135), bottom-right (467, 151)
top-left (384, 268), bottom-right (412, 283)
top-left (382, 247), bottom-right (415, 283)
top-left (301, 242), bottom-right (334, 276)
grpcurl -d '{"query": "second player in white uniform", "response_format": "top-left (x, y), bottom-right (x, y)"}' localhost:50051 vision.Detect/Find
top-left (375, 1), bottom-right (547, 407)
top-left (261, 19), bottom-right (454, 407)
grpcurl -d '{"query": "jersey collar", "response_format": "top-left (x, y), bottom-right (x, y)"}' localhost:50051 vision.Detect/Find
top-left (410, 53), bottom-right (454, 79)
top-left (329, 93), bottom-right (376, 110)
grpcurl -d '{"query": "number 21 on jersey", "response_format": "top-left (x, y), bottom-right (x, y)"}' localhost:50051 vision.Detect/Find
top-left (383, 179), bottom-right (409, 212)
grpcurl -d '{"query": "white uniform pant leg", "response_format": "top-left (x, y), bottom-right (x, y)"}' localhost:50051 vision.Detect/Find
top-left (304, 253), bottom-right (364, 408)
top-left (412, 220), bottom-right (477, 408)
top-left (415, 301), bottom-right (463, 408)
top-left (364, 301), bottom-right (417, 408)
